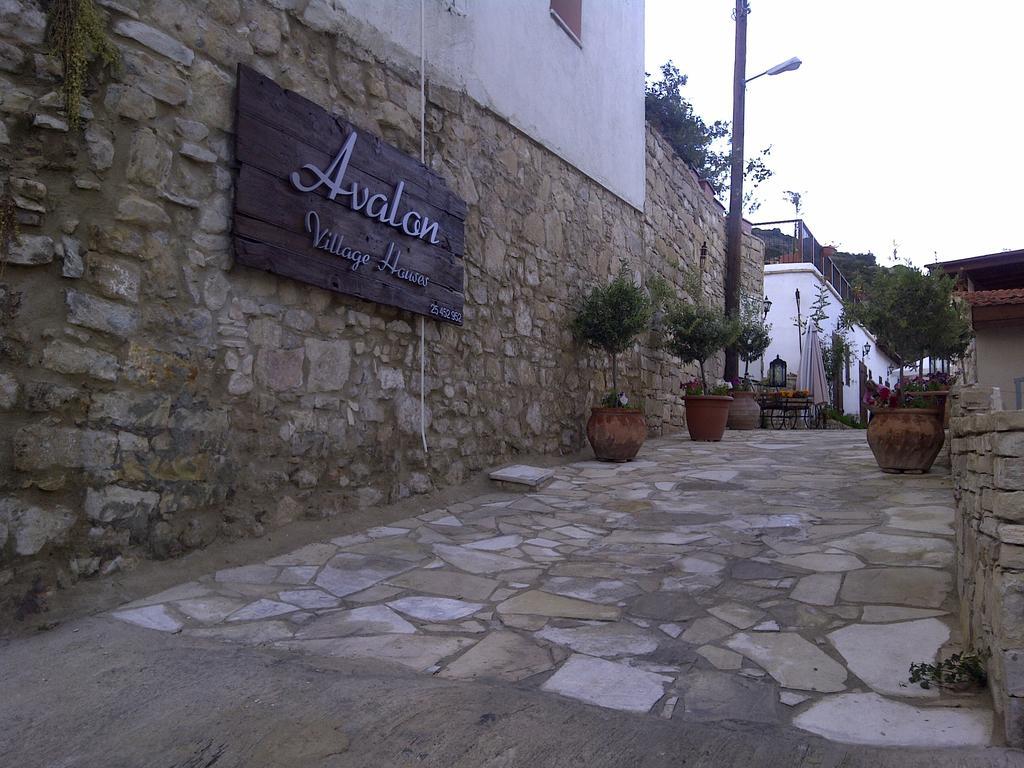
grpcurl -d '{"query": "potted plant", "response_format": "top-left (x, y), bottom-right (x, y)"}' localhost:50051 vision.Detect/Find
top-left (727, 376), bottom-right (760, 430)
top-left (730, 298), bottom-right (772, 430)
top-left (572, 268), bottom-right (652, 461)
top-left (665, 301), bottom-right (739, 441)
top-left (902, 371), bottom-right (955, 427)
top-left (846, 265), bottom-right (971, 470)
top-left (864, 380), bottom-right (945, 473)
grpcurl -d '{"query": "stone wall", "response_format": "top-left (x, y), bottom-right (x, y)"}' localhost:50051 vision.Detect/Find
top-left (950, 385), bottom-right (1024, 745)
top-left (0, 0), bottom-right (762, 600)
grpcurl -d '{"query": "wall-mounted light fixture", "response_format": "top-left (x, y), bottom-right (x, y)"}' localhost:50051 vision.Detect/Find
top-left (862, 342), bottom-right (871, 359)
top-left (762, 295), bottom-right (772, 319)
top-left (699, 241), bottom-right (708, 272)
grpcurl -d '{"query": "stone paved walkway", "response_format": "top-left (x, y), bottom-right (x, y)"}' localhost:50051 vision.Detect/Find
top-left (109, 431), bottom-right (996, 747)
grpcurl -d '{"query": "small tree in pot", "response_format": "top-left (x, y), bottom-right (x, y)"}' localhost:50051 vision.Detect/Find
top-left (736, 295), bottom-right (772, 379)
top-left (847, 265), bottom-right (971, 372)
top-left (664, 299), bottom-right (739, 441)
top-left (730, 296), bottom-right (772, 430)
top-left (846, 264), bottom-right (972, 469)
top-left (572, 267), bottom-right (652, 461)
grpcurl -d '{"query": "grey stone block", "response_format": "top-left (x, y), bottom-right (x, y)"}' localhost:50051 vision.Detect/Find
top-left (489, 464), bottom-right (555, 489)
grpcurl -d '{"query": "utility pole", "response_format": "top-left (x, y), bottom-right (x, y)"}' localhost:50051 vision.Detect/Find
top-left (724, 0), bottom-right (749, 381)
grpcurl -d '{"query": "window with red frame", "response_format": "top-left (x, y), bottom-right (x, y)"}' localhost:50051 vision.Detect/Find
top-left (550, 0), bottom-right (582, 46)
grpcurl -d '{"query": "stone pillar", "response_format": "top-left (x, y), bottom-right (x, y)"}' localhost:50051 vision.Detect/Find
top-left (950, 384), bottom-right (1024, 745)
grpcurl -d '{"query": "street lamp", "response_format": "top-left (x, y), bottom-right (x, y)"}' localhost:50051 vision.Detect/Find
top-left (745, 56), bottom-right (802, 84)
top-left (724, 0), bottom-right (801, 381)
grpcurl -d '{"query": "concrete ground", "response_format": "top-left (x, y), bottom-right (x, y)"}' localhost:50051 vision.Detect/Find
top-left (2, 430), bottom-right (1022, 767)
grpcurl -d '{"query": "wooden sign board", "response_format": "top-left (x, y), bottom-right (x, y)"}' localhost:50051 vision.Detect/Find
top-left (232, 65), bottom-right (466, 325)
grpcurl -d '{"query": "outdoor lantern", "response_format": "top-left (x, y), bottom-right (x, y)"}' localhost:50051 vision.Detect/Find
top-left (768, 355), bottom-right (788, 388)
top-left (699, 241), bottom-right (708, 271)
top-left (762, 295), bottom-right (772, 318)
top-left (862, 342), bottom-right (871, 359)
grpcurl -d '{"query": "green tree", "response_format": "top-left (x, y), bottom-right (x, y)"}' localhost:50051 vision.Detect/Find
top-left (664, 302), bottom-right (739, 393)
top-left (807, 283), bottom-right (831, 335)
top-left (822, 306), bottom-right (853, 400)
top-left (572, 267), bottom-right (653, 398)
top-left (645, 61), bottom-right (773, 211)
top-left (829, 249), bottom-right (879, 291)
top-left (736, 296), bottom-right (771, 378)
top-left (846, 264), bottom-right (972, 367)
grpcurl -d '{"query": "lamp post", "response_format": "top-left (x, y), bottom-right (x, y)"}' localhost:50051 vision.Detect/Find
top-left (795, 287), bottom-right (802, 355)
top-left (724, 0), bottom-right (800, 380)
top-left (759, 294), bottom-right (771, 381)
top-left (699, 241), bottom-right (708, 292)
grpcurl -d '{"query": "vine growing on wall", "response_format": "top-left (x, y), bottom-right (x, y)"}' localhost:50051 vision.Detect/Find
top-left (45, 0), bottom-right (120, 130)
top-left (0, 182), bottom-right (17, 277)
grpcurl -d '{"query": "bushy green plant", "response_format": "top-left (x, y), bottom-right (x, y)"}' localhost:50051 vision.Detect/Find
top-left (846, 264), bottom-right (972, 366)
top-left (908, 650), bottom-right (988, 691)
top-left (645, 61), bottom-right (773, 211)
top-left (665, 301), bottom-right (739, 394)
top-left (572, 267), bottom-right (653, 402)
top-left (825, 407), bottom-right (865, 429)
top-left (736, 295), bottom-right (771, 377)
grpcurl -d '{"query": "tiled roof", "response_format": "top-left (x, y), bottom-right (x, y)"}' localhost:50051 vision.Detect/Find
top-left (958, 288), bottom-right (1024, 306)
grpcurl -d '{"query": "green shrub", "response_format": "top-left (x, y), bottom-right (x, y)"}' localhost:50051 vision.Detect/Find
top-left (825, 407), bottom-right (865, 429)
top-left (664, 301), bottom-right (738, 393)
top-left (572, 267), bottom-right (652, 401)
top-left (737, 295), bottom-right (771, 377)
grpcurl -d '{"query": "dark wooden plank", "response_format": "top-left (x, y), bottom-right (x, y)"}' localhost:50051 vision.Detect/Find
top-left (233, 165), bottom-right (464, 294)
top-left (973, 303), bottom-right (1024, 325)
top-left (235, 111), bottom-right (465, 258)
top-left (232, 65), bottom-right (466, 324)
top-left (236, 64), bottom-right (467, 220)
top-left (232, 212), bottom-right (465, 297)
top-left (234, 237), bottom-right (464, 325)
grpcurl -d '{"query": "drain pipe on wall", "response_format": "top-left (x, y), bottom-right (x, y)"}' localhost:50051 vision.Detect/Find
top-left (418, 0), bottom-right (429, 453)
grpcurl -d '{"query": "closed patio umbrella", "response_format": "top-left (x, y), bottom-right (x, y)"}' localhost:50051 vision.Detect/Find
top-left (797, 327), bottom-right (829, 406)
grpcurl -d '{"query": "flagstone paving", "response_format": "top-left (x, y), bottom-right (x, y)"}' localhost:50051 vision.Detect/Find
top-left (109, 431), bottom-right (997, 747)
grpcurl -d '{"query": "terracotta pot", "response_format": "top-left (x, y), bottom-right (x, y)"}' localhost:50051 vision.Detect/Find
top-left (684, 395), bottom-right (734, 442)
top-left (866, 407), bottom-right (945, 473)
top-left (586, 407), bottom-right (647, 462)
top-left (918, 390), bottom-right (951, 428)
top-left (726, 390), bottom-right (760, 430)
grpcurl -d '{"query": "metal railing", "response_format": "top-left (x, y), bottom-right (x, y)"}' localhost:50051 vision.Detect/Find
top-left (752, 219), bottom-right (856, 303)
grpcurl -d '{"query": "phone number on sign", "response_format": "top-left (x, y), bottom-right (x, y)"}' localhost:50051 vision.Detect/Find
top-left (430, 301), bottom-right (463, 324)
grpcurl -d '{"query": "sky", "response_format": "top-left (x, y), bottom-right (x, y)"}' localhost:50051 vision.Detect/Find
top-left (644, 1), bottom-right (1024, 268)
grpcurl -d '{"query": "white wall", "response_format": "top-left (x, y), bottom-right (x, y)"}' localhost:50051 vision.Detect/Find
top-left (760, 264), bottom-right (899, 418)
top-left (337, 0), bottom-right (646, 209)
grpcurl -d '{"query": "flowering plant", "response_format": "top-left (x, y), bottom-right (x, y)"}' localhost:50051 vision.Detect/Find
top-left (599, 390), bottom-right (641, 409)
top-left (902, 371), bottom-right (955, 393)
top-left (777, 389), bottom-right (810, 399)
top-left (681, 378), bottom-right (732, 396)
top-left (864, 381), bottom-right (900, 409)
top-left (730, 377), bottom-right (755, 392)
top-left (866, 372), bottom-right (956, 409)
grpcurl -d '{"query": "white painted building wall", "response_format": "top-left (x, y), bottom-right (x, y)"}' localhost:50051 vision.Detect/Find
top-left (336, 0), bottom-right (646, 208)
top-left (760, 264), bottom-right (899, 418)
